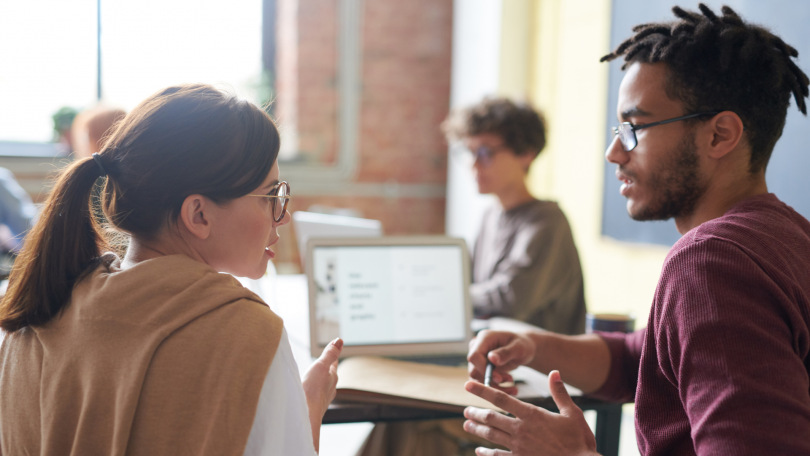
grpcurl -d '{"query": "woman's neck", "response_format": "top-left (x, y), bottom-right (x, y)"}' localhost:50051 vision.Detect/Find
top-left (122, 234), bottom-right (201, 270)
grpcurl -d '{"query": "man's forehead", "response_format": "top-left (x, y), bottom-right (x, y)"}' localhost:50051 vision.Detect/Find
top-left (616, 62), bottom-right (681, 119)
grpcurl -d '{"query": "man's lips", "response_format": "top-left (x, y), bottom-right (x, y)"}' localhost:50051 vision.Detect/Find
top-left (616, 169), bottom-right (635, 196)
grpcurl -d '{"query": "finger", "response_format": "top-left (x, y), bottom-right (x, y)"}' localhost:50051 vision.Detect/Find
top-left (494, 372), bottom-right (513, 385)
top-left (318, 338), bottom-right (343, 366)
top-left (463, 420), bottom-right (511, 447)
top-left (464, 407), bottom-right (516, 435)
top-left (548, 370), bottom-right (578, 417)
top-left (465, 381), bottom-right (531, 417)
top-left (487, 338), bottom-right (526, 368)
top-left (475, 447), bottom-right (511, 456)
top-left (468, 331), bottom-right (523, 377)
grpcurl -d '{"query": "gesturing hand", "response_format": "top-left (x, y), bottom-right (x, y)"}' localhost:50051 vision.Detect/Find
top-left (463, 370), bottom-right (598, 456)
top-left (302, 338), bottom-right (343, 452)
top-left (468, 330), bottom-right (536, 396)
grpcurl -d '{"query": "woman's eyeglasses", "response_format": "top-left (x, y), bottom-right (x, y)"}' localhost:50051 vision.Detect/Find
top-left (611, 111), bottom-right (720, 152)
top-left (246, 181), bottom-right (291, 222)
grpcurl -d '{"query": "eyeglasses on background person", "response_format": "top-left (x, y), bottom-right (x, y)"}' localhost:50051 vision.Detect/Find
top-left (451, 143), bottom-right (510, 167)
top-left (611, 111), bottom-right (720, 152)
top-left (247, 181), bottom-right (290, 222)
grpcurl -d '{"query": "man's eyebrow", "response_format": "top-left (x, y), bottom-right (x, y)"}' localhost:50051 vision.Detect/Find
top-left (620, 107), bottom-right (653, 120)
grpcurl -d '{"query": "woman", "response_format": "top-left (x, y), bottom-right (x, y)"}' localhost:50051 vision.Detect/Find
top-left (0, 84), bottom-right (340, 455)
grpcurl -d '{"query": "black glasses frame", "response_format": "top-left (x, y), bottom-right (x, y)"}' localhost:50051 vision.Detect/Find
top-left (246, 181), bottom-right (291, 222)
top-left (612, 111), bottom-right (720, 152)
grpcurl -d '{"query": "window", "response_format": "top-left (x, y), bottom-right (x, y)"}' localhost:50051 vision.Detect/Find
top-left (0, 0), bottom-right (265, 144)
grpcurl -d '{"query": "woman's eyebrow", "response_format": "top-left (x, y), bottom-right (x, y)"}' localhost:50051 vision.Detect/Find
top-left (261, 180), bottom-right (281, 191)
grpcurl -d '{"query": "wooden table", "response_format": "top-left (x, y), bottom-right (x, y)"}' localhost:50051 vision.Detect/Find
top-left (323, 395), bottom-right (623, 456)
top-left (264, 275), bottom-right (624, 456)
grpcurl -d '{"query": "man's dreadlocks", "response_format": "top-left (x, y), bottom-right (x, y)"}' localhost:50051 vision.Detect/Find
top-left (601, 3), bottom-right (809, 172)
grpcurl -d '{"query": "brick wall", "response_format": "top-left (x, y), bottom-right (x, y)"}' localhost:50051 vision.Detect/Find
top-left (274, 0), bottom-right (453, 272)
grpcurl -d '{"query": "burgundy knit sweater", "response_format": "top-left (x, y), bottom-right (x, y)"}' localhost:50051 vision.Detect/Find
top-left (593, 194), bottom-right (810, 455)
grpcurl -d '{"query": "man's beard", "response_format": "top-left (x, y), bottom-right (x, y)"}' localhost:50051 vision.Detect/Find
top-left (627, 131), bottom-right (707, 221)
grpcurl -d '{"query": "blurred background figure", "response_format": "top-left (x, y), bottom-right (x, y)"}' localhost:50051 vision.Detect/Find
top-left (0, 168), bottom-right (36, 256)
top-left (443, 97), bottom-right (586, 335)
top-left (71, 105), bottom-right (127, 227)
top-left (71, 105), bottom-right (127, 159)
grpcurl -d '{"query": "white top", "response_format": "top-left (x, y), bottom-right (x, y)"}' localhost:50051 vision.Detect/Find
top-left (243, 328), bottom-right (317, 456)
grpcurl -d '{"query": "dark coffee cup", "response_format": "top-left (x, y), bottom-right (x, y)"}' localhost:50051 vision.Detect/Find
top-left (586, 313), bottom-right (635, 334)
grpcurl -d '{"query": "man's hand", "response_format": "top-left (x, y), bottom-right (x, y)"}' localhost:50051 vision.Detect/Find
top-left (463, 370), bottom-right (598, 456)
top-left (468, 330), bottom-right (536, 395)
top-left (302, 338), bottom-right (343, 452)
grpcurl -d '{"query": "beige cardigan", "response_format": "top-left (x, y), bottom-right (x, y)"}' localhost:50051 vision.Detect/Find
top-left (0, 254), bottom-right (283, 455)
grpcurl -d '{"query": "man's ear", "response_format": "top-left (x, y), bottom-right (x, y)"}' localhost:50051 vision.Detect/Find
top-left (705, 111), bottom-right (745, 160)
top-left (179, 194), bottom-right (212, 240)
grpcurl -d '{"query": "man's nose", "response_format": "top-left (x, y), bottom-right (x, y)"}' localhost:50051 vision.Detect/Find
top-left (605, 134), bottom-right (628, 166)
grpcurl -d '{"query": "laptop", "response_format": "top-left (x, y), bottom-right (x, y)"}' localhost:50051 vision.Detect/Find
top-left (292, 211), bottom-right (383, 268)
top-left (306, 236), bottom-right (472, 365)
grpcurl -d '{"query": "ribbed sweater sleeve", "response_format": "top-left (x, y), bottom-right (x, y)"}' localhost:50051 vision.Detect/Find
top-left (641, 237), bottom-right (810, 455)
top-left (589, 328), bottom-right (645, 403)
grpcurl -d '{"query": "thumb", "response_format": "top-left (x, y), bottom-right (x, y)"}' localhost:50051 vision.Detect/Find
top-left (319, 338), bottom-right (343, 366)
top-left (548, 370), bottom-right (577, 417)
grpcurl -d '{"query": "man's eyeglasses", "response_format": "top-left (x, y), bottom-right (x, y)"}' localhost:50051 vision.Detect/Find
top-left (246, 181), bottom-right (291, 222)
top-left (452, 144), bottom-right (509, 167)
top-left (611, 111), bottom-right (720, 152)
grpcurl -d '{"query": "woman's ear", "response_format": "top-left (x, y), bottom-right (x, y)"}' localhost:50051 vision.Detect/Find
top-left (179, 194), bottom-right (211, 240)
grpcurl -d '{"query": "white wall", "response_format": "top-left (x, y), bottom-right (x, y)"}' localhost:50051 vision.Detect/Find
top-left (444, 0), bottom-right (502, 247)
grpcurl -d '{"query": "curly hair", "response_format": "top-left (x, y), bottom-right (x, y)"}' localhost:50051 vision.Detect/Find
top-left (601, 3), bottom-right (809, 172)
top-left (442, 97), bottom-right (546, 157)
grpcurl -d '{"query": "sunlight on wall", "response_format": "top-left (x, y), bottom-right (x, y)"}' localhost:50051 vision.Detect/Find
top-left (498, 0), bottom-right (670, 326)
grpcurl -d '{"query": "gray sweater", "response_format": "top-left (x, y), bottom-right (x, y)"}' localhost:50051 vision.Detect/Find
top-left (471, 199), bottom-right (586, 335)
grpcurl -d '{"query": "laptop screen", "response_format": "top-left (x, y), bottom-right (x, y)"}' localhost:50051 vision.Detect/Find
top-left (312, 244), bottom-right (467, 347)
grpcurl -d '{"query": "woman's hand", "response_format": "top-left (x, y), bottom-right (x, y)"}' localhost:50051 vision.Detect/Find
top-left (463, 370), bottom-right (599, 456)
top-left (302, 338), bottom-right (343, 452)
top-left (468, 330), bottom-right (537, 395)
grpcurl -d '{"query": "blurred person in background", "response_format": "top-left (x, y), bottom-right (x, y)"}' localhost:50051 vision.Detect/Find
top-left (71, 105), bottom-right (126, 159)
top-left (443, 98), bottom-right (586, 335)
top-left (71, 105), bottom-right (127, 226)
top-left (0, 168), bottom-right (36, 254)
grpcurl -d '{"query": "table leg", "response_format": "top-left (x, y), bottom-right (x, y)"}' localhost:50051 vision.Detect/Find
top-left (594, 403), bottom-right (622, 456)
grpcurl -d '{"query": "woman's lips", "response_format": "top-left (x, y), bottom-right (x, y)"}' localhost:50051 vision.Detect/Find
top-left (265, 238), bottom-right (279, 258)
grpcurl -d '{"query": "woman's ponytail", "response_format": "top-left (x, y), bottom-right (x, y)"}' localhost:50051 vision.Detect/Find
top-left (0, 157), bottom-right (109, 332)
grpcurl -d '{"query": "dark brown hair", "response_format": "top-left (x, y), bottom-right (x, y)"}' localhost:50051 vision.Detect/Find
top-left (442, 97), bottom-right (547, 158)
top-left (0, 84), bottom-right (280, 332)
top-left (601, 3), bottom-right (809, 172)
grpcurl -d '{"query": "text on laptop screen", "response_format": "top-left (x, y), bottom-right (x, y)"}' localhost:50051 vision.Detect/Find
top-left (312, 245), bottom-right (466, 346)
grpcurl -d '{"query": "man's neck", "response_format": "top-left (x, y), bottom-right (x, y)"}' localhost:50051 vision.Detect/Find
top-left (675, 172), bottom-right (768, 234)
top-left (496, 181), bottom-right (535, 211)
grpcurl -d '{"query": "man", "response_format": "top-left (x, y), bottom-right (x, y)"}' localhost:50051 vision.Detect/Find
top-left (462, 4), bottom-right (810, 455)
top-left (443, 98), bottom-right (587, 335)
